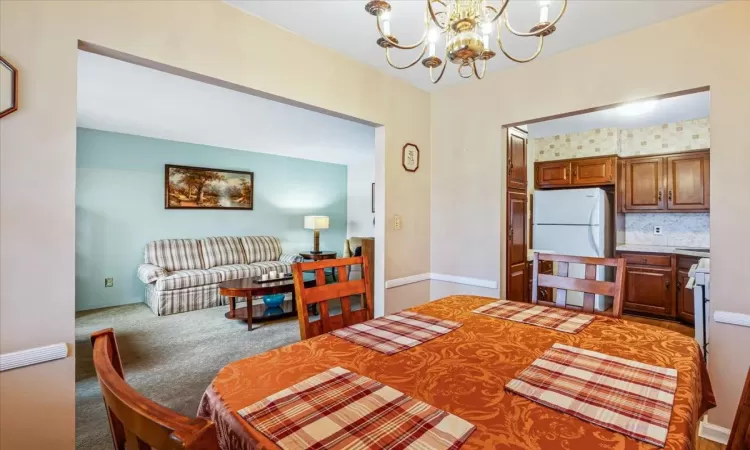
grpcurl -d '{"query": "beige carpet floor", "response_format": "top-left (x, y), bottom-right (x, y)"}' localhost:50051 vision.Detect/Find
top-left (75, 302), bottom-right (300, 449)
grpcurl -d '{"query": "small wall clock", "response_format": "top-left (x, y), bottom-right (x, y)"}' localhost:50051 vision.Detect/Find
top-left (402, 143), bottom-right (419, 172)
top-left (0, 56), bottom-right (18, 119)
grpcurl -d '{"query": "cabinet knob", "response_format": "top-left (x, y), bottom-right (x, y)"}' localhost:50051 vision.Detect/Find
top-left (665, 279), bottom-right (670, 290)
top-left (668, 190), bottom-right (673, 201)
top-left (658, 190), bottom-right (662, 201)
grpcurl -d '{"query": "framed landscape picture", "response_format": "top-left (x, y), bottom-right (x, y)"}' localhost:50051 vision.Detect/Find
top-left (165, 164), bottom-right (254, 210)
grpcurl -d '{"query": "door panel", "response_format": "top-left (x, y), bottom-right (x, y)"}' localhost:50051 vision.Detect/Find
top-left (667, 152), bottom-right (709, 211)
top-left (623, 266), bottom-right (674, 317)
top-left (571, 157), bottom-right (614, 186)
top-left (624, 156), bottom-right (665, 211)
top-left (507, 128), bottom-right (527, 191)
top-left (506, 191), bottom-right (527, 300)
top-left (535, 161), bottom-right (571, 188)
top-left (676, 269), bottom-right (694, 324)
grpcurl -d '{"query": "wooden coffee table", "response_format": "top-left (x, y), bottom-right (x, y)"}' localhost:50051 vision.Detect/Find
top-left (219, 275), bottom-right (315, 331)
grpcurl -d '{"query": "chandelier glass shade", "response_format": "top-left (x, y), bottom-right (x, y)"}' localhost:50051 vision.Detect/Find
top-left (364, 0), bottom-right (567, 84)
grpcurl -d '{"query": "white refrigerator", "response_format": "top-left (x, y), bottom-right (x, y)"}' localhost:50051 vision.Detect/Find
top-left (532, 188), bottom-right (614, 311)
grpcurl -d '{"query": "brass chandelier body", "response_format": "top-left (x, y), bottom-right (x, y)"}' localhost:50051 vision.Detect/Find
top-left (365, 0), bottom-right (567, 84)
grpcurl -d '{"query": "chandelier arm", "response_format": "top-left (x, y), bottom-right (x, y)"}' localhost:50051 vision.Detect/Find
top-left (429, 60), bottom-right (448, 84)
top-left (458, 63), bottom-right (473, 79)
top-left (427, 0), bottom-right (449, 30)
top-left (484, 0), bottom-right (511, 25)
top-left (504, 0), bottom-right (567, 37)
top-left (385, 44), bottom-right (428, 70)
top-left (496, 32), bottom-right (544, 63)
top-left (472, 59), bottom-right (487, 79)
top-left (376, 14), bottom-right (428, 50)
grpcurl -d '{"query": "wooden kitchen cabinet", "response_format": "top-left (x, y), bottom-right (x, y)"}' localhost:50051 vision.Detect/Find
top-left (622, 150), bottom-right (709, 212)
top-left (676, 255), bottom-right (700, 325)
top-left (507, 127), bottom-right (528, 191)
top-left (527, 259), bottom-right (553, 303)
top-left (624, 265), bottom-right (674, 318)
top-left (535, 156), bottom-right (616, 189)
top-left (506, 190), bottom-right (527, 302)
top-left (666, 152), bottom-right (710, 211)
top-left (624, 156), bottom-right (665, 211)
top-left (571, 156), bottom-right (615, 186)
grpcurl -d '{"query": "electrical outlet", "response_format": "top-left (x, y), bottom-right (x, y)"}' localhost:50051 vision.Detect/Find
top-left (394, 215), bottom-right (402, 230)
top-left (105, 277), bottom-right (114, 288)
top-left (653, 226), bottom-right (663, 235)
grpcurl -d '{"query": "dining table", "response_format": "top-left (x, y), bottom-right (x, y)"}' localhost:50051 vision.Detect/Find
top-left (198, 295), bottom-right (715, 450)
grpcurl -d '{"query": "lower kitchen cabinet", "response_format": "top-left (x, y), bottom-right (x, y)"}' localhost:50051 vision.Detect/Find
top-left (624, 265), bottom-right (674, 318)
top-left (676, 256), bottom-right (700, 325)
top-left (527, 260), bottom-right (553, 303)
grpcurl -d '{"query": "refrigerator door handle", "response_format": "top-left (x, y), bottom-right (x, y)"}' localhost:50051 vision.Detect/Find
top-left (587, 203), bottom-right (601, 256)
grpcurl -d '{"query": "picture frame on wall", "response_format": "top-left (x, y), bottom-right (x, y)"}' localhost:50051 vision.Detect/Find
top-left (402, 143), bottom-right (419, 172)
top-left (165, 164), bottom-right (254, 210)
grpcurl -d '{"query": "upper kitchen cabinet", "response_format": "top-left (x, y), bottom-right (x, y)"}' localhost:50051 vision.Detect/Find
top-left (507, 127), bottom-right (528, 191)
top-left (622, 150), bottom-right (709, 213)
top-left (624, 156), bottom-right (665, 211)
top-left (667, 151), bottom-right (710, 210)
top-left (535, 156), bottom-right (615, 189)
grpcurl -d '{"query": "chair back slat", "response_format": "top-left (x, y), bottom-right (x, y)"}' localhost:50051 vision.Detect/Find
top-left (728, 367), bottom-right (750, 450)
top-left (293, 256), bottom-right (373, 340)
top-left (91, 329), bottom-right (219, 450)
top-left (531, 253), bottom-right (626, 318)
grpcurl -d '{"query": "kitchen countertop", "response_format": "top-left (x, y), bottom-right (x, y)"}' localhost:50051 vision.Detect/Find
top-left (615, 244), bottom-right (710, 258)
top-left (527, 249), bottom-right (555, 261)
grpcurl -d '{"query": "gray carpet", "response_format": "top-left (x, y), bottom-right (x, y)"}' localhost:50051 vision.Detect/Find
top-left (75, 302), bottom-right (300, 449)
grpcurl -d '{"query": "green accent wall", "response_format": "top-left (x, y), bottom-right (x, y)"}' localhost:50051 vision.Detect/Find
top-left (75, 128), bottom-right (347, 311)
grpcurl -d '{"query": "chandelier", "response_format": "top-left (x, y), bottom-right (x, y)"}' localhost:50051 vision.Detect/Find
top-left (364, 0), bottom-right (567, 84)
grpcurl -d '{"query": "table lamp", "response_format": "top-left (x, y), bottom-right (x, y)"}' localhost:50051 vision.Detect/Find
top-left (304, 216), bottom-right (329, 254)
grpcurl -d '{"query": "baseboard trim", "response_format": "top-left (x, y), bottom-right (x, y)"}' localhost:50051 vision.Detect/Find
top-left (698, 420), bottom-right (730, 445)
top-left (385, 273), bottom-right (498, 290)
top-left (0, 343), bottom-right (69, 372)
top-left (714, 310), bottom-right (750, 328)
top-left (384, 273), bottom-right (431, 289)
top-left (430, 273), bottom-right (498, 290)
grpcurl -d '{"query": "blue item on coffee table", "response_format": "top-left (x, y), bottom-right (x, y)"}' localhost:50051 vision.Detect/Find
top-left (262, 293), bottom-right (285, 308)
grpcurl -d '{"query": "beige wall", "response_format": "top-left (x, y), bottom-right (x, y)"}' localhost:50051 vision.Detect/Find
top-left (431, 1), bottom-right (750, 428)
top-left (0, 1), bottom-right (430, 447)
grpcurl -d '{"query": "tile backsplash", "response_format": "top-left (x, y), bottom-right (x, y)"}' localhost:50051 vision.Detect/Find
top-left (623, 213), bottom-right (710, 247)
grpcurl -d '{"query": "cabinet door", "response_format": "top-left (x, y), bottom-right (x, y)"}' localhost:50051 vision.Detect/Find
top-left (667, 152), bottom-right (710, 211)
top-left (676, 269), bottom-right (694, 324)
top-left (571, 156), bottom-right (615, 186)
top-left (624, 156), bottom-right (665, 211)
top-left (535, 161), bottom-right (571, 188)
top-left (528, 260), bottom-right (553, 303)
top-left (506, 191), bottom-right (527, 300)
top-left (624, 266), bottom-right (674, 318)
top-left (507, 128), bottom-right (527, 191)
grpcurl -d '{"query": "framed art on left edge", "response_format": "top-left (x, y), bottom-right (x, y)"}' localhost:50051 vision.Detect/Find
top-left (165, 164), bottom-right (254, 210)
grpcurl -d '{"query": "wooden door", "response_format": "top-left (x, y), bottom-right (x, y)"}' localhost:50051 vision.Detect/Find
top-left (667, 152), bottom-right (710, 211)
top-left (624, 156), bottom-right (665, 211)
top-left (506, 190), bottom-right (527, 301)
top-left (676, 269), bottom-right (694, 324)
top-left (624, 266), bottom-right (674, 317)
top-left (507, 128), bottom-right (527, 191)
top-left (571, 156), bottom-right (615, 186)
top-left (535, 161), bottom-right (571, 188)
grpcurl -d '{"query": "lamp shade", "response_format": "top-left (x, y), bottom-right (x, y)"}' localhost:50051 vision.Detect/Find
top-left (304, 216), bottom-right (330, 230)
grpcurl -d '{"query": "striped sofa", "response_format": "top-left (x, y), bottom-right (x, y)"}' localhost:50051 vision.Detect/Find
top-left (137, 236), bottom-right (303, 316)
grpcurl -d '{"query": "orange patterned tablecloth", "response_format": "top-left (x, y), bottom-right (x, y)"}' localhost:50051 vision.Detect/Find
top-left (198, 296), bottom-right (714, 450)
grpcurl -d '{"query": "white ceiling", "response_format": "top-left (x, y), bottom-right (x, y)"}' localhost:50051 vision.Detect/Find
top-left (527, 91), bottom-right (710, 138)
top-left (77, 51), bottom-right (375, 166)
top-left (226, 0), bottom-right (723, 92)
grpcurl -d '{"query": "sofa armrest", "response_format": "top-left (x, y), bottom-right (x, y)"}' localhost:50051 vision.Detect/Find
top-left (279, 253), bottom-right (304, 264)
top-left (137, 264), bottom-right (167, 284)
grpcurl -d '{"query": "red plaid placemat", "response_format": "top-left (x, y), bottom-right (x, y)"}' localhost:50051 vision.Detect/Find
top-left (505, 343), bottom-right (678, 447)
top-left (239, 367), bottom-right (475, 450)
top-left (330, 311), bottom-right (462, 355)
top-left (473, 300), bottom-right (594, 334)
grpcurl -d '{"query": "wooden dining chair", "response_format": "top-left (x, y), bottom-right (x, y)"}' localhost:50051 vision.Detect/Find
top-left (91, 329), bottom-right (219, 450)
top-left (531, 253), bottom-right (626, 318)
top-left (292, 256), bottom-right (373, 340)
top-left (728, 367), bottom-right (750, 450)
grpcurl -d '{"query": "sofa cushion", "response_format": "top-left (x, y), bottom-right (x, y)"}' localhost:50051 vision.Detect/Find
top-left (240, 236), bottom-right (282, 263)
top-left (250, 261), bottom-right (293, 275)
top-left (208, 264), bottom-right (261, 282)
top-left (155, 269), bottom-right (222, 291)
top-left (145, 239), bottom-right (205, 271)
top-left (200, 236), bottom-right (246, 268)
